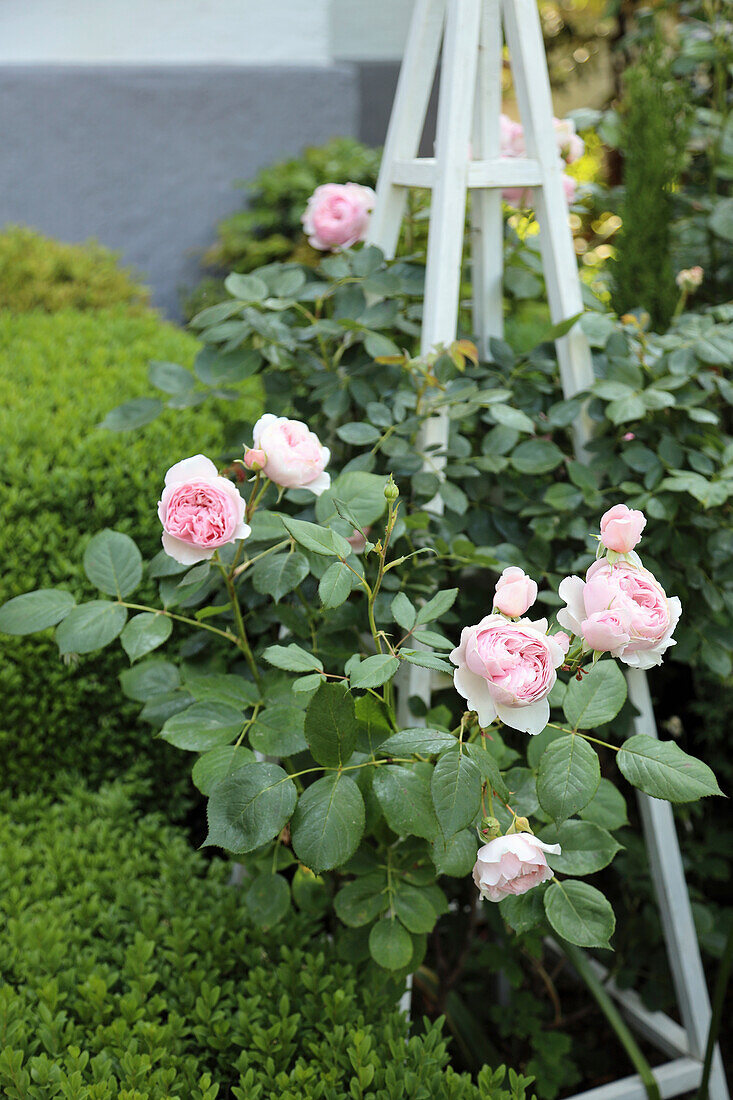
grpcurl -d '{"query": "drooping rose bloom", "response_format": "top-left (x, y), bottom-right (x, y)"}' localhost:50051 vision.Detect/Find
top-left (246, 414), bottom-right (330, 496)
top-left (158, 455), bottom-right (250, 565)
top-left (301, 182), bottom-right (376, 251)
top-left (473, 833), bottom-right (561, 902)
top-left (557, 559), bottom-right (681, 669)
top-left (494, 567), bottom-right (538, 618)
top-left (450, 614), bottom-right (566, 735)
top-left (599, 504), bottom-right (646, 553)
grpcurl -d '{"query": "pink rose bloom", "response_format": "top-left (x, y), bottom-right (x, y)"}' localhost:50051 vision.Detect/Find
top-left (553, 631), bottom-right (571, 655)
top-left (554, 117), bottom-right (585, 164)
top-left (500, 114), bottom-right (525, 158)
top-left (473, 833), bottom-right (561, 902)
top-left (562, 174), bottom-right (577, 204)
top-left (623, 432), bottom-right (636, 442)
top-left (599, 504), bottom-right (647, 553)
top-left (243, 447), bottom-right (267, 472)
top-left (450, 614), bottom-right (565, 735)
top-left (158, 455), bottom-right (250, 565)
top-left (558, 559), bottom-right (681, 669)
top-left (494, 567), bottom-right (538, 618)
top-left (502, 175), bottom-right (576, 209)
top-left (301, 182), bottom-right (376, 251)
top-left (250, 414), bottom-right (330, 496)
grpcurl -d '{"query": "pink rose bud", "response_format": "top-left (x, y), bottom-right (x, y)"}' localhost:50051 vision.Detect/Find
top-left (599, 503), bottom-right (647, 553)
top-left (493, 567), bottom-right (538, 618)
top-left (675, 266), bottom-right (703, 291)
top-left (249, 414), bottom-right (330, 496)
top-left (623, 432), bottom-right (635, 442)
top-left (450, 614), bottom-right (566, 735)
top-left (553, 631), bottom-right (571, 655)
top-left (473, 834), bottom-right (561, 902)
top-left (581, 609), bottom-right (632, 654)
top-left (243, 447), bottom-right (266, 472)
top-left (158, 455), bottom-right (250, 565)
top-left (557, 559), bottom-right (681, 670)
top-left (301, 182), bottom-right (376, 251)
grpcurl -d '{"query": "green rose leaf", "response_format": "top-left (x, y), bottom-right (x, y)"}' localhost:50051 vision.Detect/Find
top-left (245, 872), bottom-right (291, 928)
top-left (416, 588), bottom-right (459, 625)
top-left (249, 704), bottom-right (307, 756)
top-left (148, 360), bottom-right (196, 394)
top-left (373, 765), bottom-right (439, 840)
top-left (55, 601), bottom-right (127, 654)
top-left (282, 516), bottom-right (352, 558)
top-left (537, 735), bottom-right (600, 824)
top-left (83, 529), bottom-right (143, 598)
top-left (544, 880), bottom-right (616, 949)
top-left (350, 654), bottom-right (400, 689)
top-left (336, 422), bottom-right (382, 445)
top-left (99, 397), bottom-right (163, 431)
top-left (204, 762), bottom-right (296, 853)
top-left (391, 591), bottom-right (417, 632)
top-left (304, 682), bottom-right (358, 767)
top-left (191, 744), bottom-right (256, 795)
top-left (186, 673), bottom-right (259, 709)
top-left (511, 439), bottom-right (565, 475)
top-left (224, 272), bottom-right (268, 300)
top-left (291, 774), bottom-right (365, 873)
top-left (617, 735), bottom-right (722, 802)
top-left (500, 887), bottom-right (548, 934)
top-left (252, 552), bottom-right (309, 603)
top-left (431, 747), bottom-right (482, 839)
top-left (335, 872), bottom-right (389, 928)
top-left (540, 820), bottom-right (622, 875)
top-left (0, 589), bottom-right (75, 635)
top-left (368, 918), bottom-right (413, 970)
top-left (316, 471), bottom-right (388, 528)
top-left (263, 643), bottom-right (323, 674)
top-left (318, 561), bottom-right (354, 609)
top-left (563, 661), bottom-right (627, 729)
top-left (393, 882), bottom-right (440, 934)
top-left (431, 830), bottom-right (478, 877)
top-left (579, 778), bottom-right (628, 829)
top-left (380, 728), bottom-right (456, 756)
top-left (120, 612), bottom-right (172, 662)
top-left (120, 658), bottom-right (180, 701)
top-left (159, 701), bottom-right (244, 751)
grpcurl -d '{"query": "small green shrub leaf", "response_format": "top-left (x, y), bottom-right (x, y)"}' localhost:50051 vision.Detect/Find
top-left (55, 601), bottom-right (127, 654)
top-left (205, 762), bottom-right (296, 853)
top-left (563, 661), bottom-right (627, 729)
top-left (537, 735), bottom-right (600, 824)
top-left (224, 272), bottom-right (268, 300)
top-left (291, 774), bottom-right (365, 873)
top-left (0, 589), bottom-right (75, 635)
top-left (544, 880), bottom-right (616, 949)
top-left (617, 734), bottom-right (722, 801)
top-left (391, 591), bottom-right (416, 631)
top-left (336, 422), bottom-right (381, 445)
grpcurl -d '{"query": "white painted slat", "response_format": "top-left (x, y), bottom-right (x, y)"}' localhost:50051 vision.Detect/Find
top-left (391, 156), bottom-right (544, 188)
top-left (568, 1058), bottom-right (704, 1100)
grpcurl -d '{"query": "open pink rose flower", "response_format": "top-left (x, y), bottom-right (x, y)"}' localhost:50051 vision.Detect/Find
top-left (246, 414), bottom-right (330, 496)
top-left (473, 833), bottom-right (561, 902)
top-left (158, 455), bottom-right (250, 565)
top-left (450, 614), bottom-right (566, 735)
top-left (557, 559), bottom-right (681, 669)
top-left (494, 567), bottom-right (538, 618)
top-left (553, 117), bottom-right (585, 164)
top-left (599, 504), bottom-right (646, 553)
top-left (301, 182), bottom-right (376, 251)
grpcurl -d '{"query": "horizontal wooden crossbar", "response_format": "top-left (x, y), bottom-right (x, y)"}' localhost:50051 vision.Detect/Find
top-left (391, 155), bottom-right (544, 188)
top-left (569, 1058), bottom-right (703, 1100)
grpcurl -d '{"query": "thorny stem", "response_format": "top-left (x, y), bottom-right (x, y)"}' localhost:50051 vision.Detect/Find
top-left (215, 560), bottom-right (260, 684)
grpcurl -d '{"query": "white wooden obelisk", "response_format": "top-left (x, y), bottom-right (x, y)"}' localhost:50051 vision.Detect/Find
top-left (367, 3), bottom-right (728, 1098)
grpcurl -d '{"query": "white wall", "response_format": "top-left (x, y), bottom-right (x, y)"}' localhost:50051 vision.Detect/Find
top-left (0, 0), bottom-right (333, 65)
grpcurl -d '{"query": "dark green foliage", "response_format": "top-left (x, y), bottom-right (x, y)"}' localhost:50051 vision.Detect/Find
top-left (610, 38), bottom-right (691, 329)
top-left (0, 225), bottom-right (150, 313)
top-left (0, 307), bottom-right (260, 806)
top-left (0, 782), bottom-right (533, 1100)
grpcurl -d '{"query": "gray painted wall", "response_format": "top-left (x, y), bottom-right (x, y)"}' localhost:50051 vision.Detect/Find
top-left (0, 65), bottom-right (358, 316)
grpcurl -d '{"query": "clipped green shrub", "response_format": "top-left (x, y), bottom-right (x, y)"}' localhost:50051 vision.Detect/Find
top-left (0, 782), bottom-right (533, 1100)
top-left (0, 307), bottom-right (261, 805)
top-left (0, 225), bottom-right (150, 313)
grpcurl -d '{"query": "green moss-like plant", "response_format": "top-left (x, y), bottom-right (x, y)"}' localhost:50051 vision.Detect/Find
top-left (610, 38), bottom-right (691, 329)
top-left (0, 781), bottom-right (532, 1100)
top-left (0, 224), bottom-right (150, 313)
top-left (0, 307), bottom-right (261, 806)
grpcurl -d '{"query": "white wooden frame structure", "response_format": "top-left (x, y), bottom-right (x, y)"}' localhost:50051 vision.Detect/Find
top-left (366, 2), bottom-right (728, 1098)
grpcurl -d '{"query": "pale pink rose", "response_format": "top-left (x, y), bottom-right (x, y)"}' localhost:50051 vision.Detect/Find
top-left (502, 175), bottom-right (576, 208)
top-left (158, 455), bottom-right (250, 565)
top-left (623, 432), bottom-right (636, 442)
top-left (494, 567), bottom-right (538, 618)
top-left (558, 559), bottom-right (681, 669)
top-left (301, 182), bottom-right (376, 251)
top-left (600, 504), bottom-right (647, 554)
top-left (243, 447), bottom-right (267, 472)
top-left (554, 117), bottom-right (585, 164)
top-left (251, 414), bottom-right (330, 496)
top-left (553, 631), bottom-right (571, 655)
top-left (562, 174), bottom-right (577, 204)
top-left (450, 614), bottom-right (565, 735)
top-left (473, 833), bottom-right (561, 902)
top-left (581, 609), bottom-right (632, 653)
top-left (675, 266), bottom-right (703, 291)
top-left (346, 527), bottom-right (370, 554)
top-left (500, 114), bottom-right (525, 158)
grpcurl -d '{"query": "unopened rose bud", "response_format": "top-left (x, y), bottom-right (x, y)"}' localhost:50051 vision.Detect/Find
top-left (599, 503), bottom-right (646, 554)
top-left (508, 815), bottom-right (532, 835)
top-left (493, 566), bottom-right (538, 618)
top-left (384, 476), bottom-right (399, 502)
top-left (676, 266), bottom-right (703, 291)
top-left (243, 447), bottom-right (267, 472)
top-left (481, 816), bottom-right (502, 839)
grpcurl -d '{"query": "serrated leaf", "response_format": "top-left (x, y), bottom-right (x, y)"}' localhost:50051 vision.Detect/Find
top-left (563, 661), bottom-right (627, 729)
top-left (431, 830), bottom-right (477, 877)
top-left (368, 918), bottom-right (413, 970)
top-left (540, 820), bottom-right (622, 875)
top-left (0, 589), bottom-right (75, 635)
top-left (579, 778), bottom-right (628, 829)
top-left (393, 882), bottom-right (439, 933)
top-left (373, 766), bottom-right (438, 840)
top-left (191, 744), bottom-right (255, 795)
top-left (186, 673), bottom-right (259, 709)
top-left (55, 601), bottom-right (127, 654)
top-left (350, 654), bottom-right (400, 689)
top-left (319, 561), bottom-right (354, 609)
top-left (617, 735), bottom-right (722, 802)
top-left (335, 872), bottom-right (389, 927)
top-left (291, 774), bottom-right (365, 873)
top-left (83, 529), bottom-right (143, 598)
top-left (99, 397), bottom-right (163, 431)
top-left (391, 591), bottom-right (417, 632)
top-left (304, 682), bottom-right (357, 767)
top-left (120, 658), bottom-right (180, 701)
top-left (282, 516), bottom-right (352, 558)
top-left (537, 735), bottom-right (600, 824)
top-left (380, 728), bottom-right (456, 755)
top-left (416, 589), bottom-right (459, 625)
top-left (249, 705), bottom-right (307, 756)
top-left (205, 762), bottom-right (296, 853)
top-left (431, 748), bottom-right (482, 839)
top-left (500, 887), bottom-right (548, 933)
top-left (120, 612), bottom-right (172, 662)
top-left (159, 701), bottom-right (244, 751)
top-left (544, 880), bottom-right (615, 949)
top-left (262, 643), bottom-right (322, 673)
top-left (252, 552), bottom-right (309, 602)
